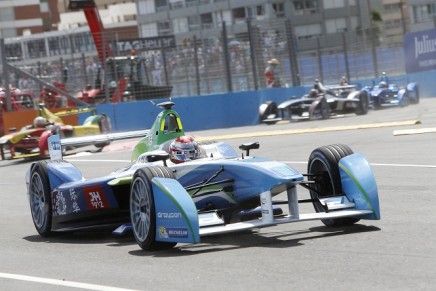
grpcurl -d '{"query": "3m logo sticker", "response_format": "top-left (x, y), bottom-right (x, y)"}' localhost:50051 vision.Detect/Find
top-left (84, 185), bottom-right (108, 210)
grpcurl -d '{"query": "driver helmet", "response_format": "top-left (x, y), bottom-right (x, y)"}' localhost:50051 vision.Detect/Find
top-left (33, 116), bottom-right (47, 128)
top-left (309, 89), bottom-right (319, 98)
top-left (379, 81), bottom-right (388, 88)
top-left (169, 136), bottom-right (200, 164)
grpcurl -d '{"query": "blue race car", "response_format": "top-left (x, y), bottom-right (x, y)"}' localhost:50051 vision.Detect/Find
top-left (26, 103), bottom-right (380, 251)
top-left (364, 73), bottom-right (419, 109)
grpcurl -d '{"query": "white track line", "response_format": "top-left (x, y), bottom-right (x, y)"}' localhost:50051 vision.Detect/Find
top-left (0, 272), bottom-right (140, 291)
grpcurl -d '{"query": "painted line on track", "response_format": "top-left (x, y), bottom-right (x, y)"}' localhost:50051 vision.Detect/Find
top-left (393, 127), bottom-right (436, 136)
top-left (0, 272), bottom-right (140, 291)
top-left (193, 120), bottom-right (421, 141)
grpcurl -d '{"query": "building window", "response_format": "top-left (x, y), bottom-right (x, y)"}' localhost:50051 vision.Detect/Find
top-left (173, 18), bottom-right (188, 33)
top-left (293, 0), bottom-right (319, 16)
top-left (233, 7), bottom-right (246, 23)
top-left (155, 0), bottom-right (169, 12)
top-left (324, 0), bottom-right (344, 9)
top-left (201, 13), bottom-right (213, 29)
top-left (158, 20), bottom-right (172, 35)
top-left (170, 0), bottom-right (184, 9)
top-left (295, 23), bottom-right (322, 39)
top-left (412, 4), bottom-right (436, 23)
top-left (272, 2), bottom-right (285, 17)
top-left (188, 15), bottom-right (201, 31)
top-left (40, 2), bottom-right (49, 13)
top-left (325, 18), bottom-right (347, 33)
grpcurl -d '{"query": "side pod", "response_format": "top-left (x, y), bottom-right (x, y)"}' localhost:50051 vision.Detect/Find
top-left (152, 177), bottom-right (200, 244)
top-left (339, 153), bottom-right (380, 220)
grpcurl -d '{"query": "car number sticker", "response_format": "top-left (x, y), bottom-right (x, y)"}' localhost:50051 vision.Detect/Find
top-left (84, 185), bottom-right (109, 210)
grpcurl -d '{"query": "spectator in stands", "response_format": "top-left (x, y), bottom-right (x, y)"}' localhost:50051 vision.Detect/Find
top-left (264, 58), bottom-right (281, 88)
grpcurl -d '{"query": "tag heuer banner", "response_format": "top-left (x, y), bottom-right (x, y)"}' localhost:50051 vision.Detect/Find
top-left (115, 36), bottom-right (176, 53)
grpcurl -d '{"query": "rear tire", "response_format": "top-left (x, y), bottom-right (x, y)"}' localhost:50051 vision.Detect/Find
top-left (355, 91), bottom-right (369, 115)
top-left (28, 161), bottom-right (53, 236)
top-left (95, 115), bottom-right (111, 149)
top-left (130, 166), bottom-right (177, 251)
top-left (310, 97), bottom-right (330, 120)
top-left (307, 144), bottom-right (360, 227)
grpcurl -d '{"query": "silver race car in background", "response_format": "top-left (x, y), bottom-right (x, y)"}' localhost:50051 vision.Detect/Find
top-left (259, 80), bottom-right (369, 124)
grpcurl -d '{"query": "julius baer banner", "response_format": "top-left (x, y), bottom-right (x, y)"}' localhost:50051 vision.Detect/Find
top-left (404, 29), bottom-right (436, 73)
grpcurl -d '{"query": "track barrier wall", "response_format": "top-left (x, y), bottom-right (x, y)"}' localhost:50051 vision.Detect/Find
top-left (1, 109), bottom-right (78, 135)
top-left (87, 70), bottom-right (436, 132)
top-left (2, 70), bottom-right (435, 135)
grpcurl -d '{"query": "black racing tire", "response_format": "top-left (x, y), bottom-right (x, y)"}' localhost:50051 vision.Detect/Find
top-left (373, 96), bottom-right (382, 110)
top-left (28, 161), bottom-right (53, 236)
top-left (410, 86), bottom-right (420, 104)
top-left (98, 114), bottom-right (111, 133)
top-left (307, 144), bottom-right (360, 227)
top-left (130, 166), bottom-right (177, 251)
top-left (355, 91), bottom-right (369, 115)
top-left (95, 115), bottom-right (112, 149)
top-left (259, 101), bottom-right (278, 123)
top-left (310, 97), bottom-right (330, 120)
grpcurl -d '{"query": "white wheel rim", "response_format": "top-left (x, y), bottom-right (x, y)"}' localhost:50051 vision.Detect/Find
top-left (130, 178), bottom-right (151, 242)
top-left (29, 172), bottom-right (46, 228)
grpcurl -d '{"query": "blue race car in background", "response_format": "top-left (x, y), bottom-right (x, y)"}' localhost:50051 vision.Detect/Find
top-left (364, 73), bottom-right (419, 109)
top-left (25, 103), bottom-right (381, 251)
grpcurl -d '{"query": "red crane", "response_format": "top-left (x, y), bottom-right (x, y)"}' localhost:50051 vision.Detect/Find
top-left (68, 0), bottom-right (173, 104)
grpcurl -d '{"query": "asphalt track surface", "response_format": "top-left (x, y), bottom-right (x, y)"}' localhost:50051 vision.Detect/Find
top-left (1, 98), bottom-right (436, 291)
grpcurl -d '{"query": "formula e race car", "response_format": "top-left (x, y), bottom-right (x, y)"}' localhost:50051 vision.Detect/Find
top-left (26, 102), bottom-right (380, 251)
top-left (0, 104), bottom-right (111, 160)
top-left (363, 74), bottom-right (419, 109)
top-left (259, 80), bottom-right (369, 124)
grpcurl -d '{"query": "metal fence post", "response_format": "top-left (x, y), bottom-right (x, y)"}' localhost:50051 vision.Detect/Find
top-left (285, 19), bottom-right (300, 86)
top-left (221, 21), bottom-right (232, 92)
top-left (193, 35), bottom-right (200, 95)
top-left (370, 27), bottom-right (379, 78)
top-left (316, 38), bottom-right (324, 83)
top-left (0, 38), bottom-right (12, 112)
top-left (246, 18), bottom-right (258, 90)
top-left (342, 32), bottom-right (350, 83)
top-left (162, 48), bottom-right (169, 86)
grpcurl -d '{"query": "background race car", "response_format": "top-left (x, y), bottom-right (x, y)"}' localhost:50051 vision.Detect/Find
top-left (26, 102), bottom-right (381, 251)
top-left (0, 104), bottom-right (111, 160)
top-left (259, 80), bottom-right (369, 125)
top-left (363, 73), bottom-right (419, 109)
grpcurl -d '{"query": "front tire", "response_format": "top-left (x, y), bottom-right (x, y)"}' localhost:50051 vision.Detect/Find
top-left (307, 144), bottom-right (360, 227)
top-left (259, 101), bottom-right (278, 123)
top-left (28, 161), bottom-right (53, 236)
top-left (130, 166), bottom-right (177, 251)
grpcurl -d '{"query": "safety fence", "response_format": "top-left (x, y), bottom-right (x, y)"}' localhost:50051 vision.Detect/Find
top-left (1, 17), bottom-right (408, 110)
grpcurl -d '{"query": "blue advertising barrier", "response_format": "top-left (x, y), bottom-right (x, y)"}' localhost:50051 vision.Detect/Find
top-left (404, 29), bottom-right (436, 73)
top-left (86, 87), bottom-right (306, 132)
top-left (77, 72), bottom-right (435, 132)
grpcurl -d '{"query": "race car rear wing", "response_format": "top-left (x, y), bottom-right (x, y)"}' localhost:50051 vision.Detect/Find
top-left (60, 129), bottom-right (149, 147)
